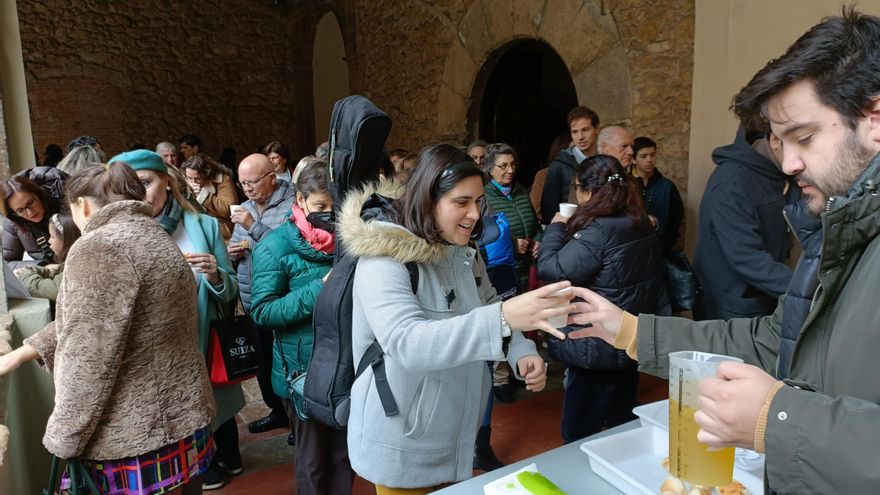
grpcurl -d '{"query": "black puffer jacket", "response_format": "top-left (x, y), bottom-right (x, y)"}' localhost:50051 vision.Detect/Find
top-left (2, 167), bottom-right (67, 267)
top-left (537, 215), bottom-right (671, 369)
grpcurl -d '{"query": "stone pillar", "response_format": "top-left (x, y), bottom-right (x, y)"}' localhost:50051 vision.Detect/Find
top-left (0, 0), bottom-right (36, 173)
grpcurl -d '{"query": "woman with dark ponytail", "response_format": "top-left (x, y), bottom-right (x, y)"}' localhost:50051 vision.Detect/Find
top-left (537, 154), bottom-right (670, 443)
top-left (0, 163), bottom-right (215, 494)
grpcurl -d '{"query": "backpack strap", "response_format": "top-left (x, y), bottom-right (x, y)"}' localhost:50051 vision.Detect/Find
top-left (352, 262), bottom-right (420, 418)
top-left (355, 341), bottom-right (398, 417)
top-left (405, 261), bottom-right (419, 293)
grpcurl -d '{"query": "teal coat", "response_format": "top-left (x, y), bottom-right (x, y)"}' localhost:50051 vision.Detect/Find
top-left (484, 182), bottom-right (543, 289)
top-left (181, 211), bottom-right (245, 429)
top-left (249, 220), bottom-right (333, 399)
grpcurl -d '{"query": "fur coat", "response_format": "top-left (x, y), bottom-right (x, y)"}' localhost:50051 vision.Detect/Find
top-left (24, 200), bottom-right (215, 460)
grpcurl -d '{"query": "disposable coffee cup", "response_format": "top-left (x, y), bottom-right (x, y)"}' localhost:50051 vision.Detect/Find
top-left (229, 205), bottom-right (243, 217)
top-left (559, 203), bottom-right (577, 217)
top-left (547, 287), bottom-right (572, 328)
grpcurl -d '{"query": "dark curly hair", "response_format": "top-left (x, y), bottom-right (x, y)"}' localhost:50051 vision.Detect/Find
top-left (565, 154), bottom-right (649, 239)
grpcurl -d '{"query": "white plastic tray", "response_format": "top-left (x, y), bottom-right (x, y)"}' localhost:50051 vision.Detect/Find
top-left (634, 400), bottom-right (766, 472)
top-left (581, 424), bottom-right (764, 494)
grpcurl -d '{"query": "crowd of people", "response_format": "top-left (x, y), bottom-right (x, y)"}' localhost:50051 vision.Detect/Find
top-left (1, 9), bottom-right (879, 495)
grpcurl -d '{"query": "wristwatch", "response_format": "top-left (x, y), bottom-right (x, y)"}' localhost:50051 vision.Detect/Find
top-left (499, 309), bottom-right (512, 337)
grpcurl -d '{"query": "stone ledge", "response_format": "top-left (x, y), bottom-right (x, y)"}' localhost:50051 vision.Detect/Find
top-left (0, 312), bottom-right (13, 467)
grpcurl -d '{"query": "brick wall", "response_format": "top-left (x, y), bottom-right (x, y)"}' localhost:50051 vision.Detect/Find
top-left (18, 0), bottom-right (309, 159)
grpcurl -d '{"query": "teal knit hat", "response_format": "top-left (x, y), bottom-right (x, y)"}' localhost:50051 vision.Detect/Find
top-left (108, 149), bottom-right (168, 174)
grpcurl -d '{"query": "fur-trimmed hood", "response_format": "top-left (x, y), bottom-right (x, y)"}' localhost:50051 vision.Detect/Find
top-left (338, 179), bottom-right (449, 265)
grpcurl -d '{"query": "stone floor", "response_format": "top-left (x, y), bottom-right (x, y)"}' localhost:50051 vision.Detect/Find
top-left (215, 362), bottom-right (669, 494)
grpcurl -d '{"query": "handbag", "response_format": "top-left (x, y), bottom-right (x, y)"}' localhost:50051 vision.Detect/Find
top-left (663, 251), bottom-right (702, 312)
top-left (43, 455), bottom-right (100, 495)
top-left (275, 330), bottom-right (310, 421)
top-left (206, 302), bottom-right (261, 386)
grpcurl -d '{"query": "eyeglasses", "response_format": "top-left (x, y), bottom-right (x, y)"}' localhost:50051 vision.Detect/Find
top-left (13, 198), bottom-right (39, 216)
top-left (239, 171), bottom-right (273, 188)
top-left (494, 162), bottom-right (517, 172)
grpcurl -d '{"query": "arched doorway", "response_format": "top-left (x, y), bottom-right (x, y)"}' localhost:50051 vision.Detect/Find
top-left (470, 39), bottom-right (578, 186)
top-left (312, 12), bottom-right (349, 147)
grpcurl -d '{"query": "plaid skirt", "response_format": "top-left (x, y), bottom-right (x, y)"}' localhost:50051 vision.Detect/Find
top-left (61, 426), bottom-right (214, 495)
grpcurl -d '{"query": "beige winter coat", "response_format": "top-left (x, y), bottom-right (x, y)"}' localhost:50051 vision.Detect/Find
top-left (25, 200), bottom-right (215, 460)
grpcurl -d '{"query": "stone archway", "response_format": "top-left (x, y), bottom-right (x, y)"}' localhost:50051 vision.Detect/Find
top-left (469, 39), bottom-right (578, 183)
top-left (312, 11), bottom-right (350, 146)
top-left (435, 0), bottom-right (633, 143)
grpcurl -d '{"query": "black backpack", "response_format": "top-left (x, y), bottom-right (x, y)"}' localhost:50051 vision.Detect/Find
top-left (304, 193), bottom-right (414, 428)
top-left (327, 95), bottom-right (392, 203)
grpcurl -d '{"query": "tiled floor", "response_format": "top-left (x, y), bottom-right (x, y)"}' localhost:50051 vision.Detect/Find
top-left (214, 370), bottom-right (668, 494)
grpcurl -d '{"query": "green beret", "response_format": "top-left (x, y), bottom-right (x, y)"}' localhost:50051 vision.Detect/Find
top-left (108, 149), bottom-right (168, 174)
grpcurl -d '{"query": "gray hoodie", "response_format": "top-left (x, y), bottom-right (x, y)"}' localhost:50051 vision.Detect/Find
top-left (342, 181), bottom-right (538, 488)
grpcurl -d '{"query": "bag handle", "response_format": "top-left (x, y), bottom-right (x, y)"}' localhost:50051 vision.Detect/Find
top-left (43, 456), bottom-right (101, 494)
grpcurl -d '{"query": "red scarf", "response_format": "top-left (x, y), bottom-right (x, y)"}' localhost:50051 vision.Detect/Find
top-left (290, 204), bottom-right (335, 254)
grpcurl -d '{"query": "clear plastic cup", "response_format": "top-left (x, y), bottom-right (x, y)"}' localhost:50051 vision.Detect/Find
top-left (668, 351), bottom-right (743, 487)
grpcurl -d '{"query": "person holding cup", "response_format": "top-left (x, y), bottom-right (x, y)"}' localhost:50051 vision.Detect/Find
top-left (110, 150), bottom-right (245, 489)
top-left (344, 144), bottom-right (573, 494)
top-left (181, 153), bottom-right (238, 241)
top-left (564, 10), bottom-right (880, 493)
top-left (536, 154), bottom-right (670, 443)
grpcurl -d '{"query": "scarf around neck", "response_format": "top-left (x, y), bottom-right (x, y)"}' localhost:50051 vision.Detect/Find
top-left (290, 204), bottom-right (334, 254)
top-left (155, 195), bottom-right (184, 234)
top-left (491, 179), bottom-right (513, 198)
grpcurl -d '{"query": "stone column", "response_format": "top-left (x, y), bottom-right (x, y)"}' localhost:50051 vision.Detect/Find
top-left (0, 1), bottom-right (35, 173)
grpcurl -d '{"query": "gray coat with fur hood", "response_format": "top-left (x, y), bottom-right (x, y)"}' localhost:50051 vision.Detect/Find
top-left (24, 201), bottom-right (215, 460)
top-left (342, 182), bottom-right (539, 488)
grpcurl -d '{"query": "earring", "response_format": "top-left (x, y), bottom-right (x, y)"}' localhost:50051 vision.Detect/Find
top-left (166, 186), bottom-right (171, 191)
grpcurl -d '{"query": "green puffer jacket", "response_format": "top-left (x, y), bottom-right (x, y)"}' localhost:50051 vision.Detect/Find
top-left (249, 220), bottom-right (333, 399)
top-left (633, 154), bottom-right (880, 494)
top-left (483, 182), bottom-right (542, 289)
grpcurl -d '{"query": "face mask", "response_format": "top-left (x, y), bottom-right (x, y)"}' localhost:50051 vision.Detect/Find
top-left (307, 211), bottom-right (335, 233)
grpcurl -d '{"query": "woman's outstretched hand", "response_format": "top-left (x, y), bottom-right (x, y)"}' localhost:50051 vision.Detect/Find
top-left (565, 287), bottom-right (625, 344)
top-left (0, 344), bottom-right (39, 377)
top-left (501, 281), bottom-right (575, 339)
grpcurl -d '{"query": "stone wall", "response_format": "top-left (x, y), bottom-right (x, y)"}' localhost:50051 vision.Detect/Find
top-left (17, 0), bottom-right (694, 200)
top-left (348, 0), bottom-right (695, 198)
top-left (614, 0), bottom-right (695, 194)
top-left (17, 0), bottom-right (310, 159)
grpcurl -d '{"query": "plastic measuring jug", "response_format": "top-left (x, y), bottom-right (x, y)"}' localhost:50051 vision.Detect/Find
top-left (668, 351), bottom-right (743, 487)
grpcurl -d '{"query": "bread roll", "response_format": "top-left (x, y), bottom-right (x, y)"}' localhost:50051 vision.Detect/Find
top-left (660, 476), bottom-right (686, 495)
top-left (718, 480), bottom-right (748, 495)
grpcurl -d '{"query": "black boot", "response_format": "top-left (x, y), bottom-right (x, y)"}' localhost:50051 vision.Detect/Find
top-left (473, 426), bottom-right (504, 471)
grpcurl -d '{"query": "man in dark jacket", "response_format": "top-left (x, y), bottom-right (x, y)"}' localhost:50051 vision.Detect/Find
top-left (633, 137), bottom-right (684, 254)
top-left (540, 106), bottom-right (599, 224)
top-left (692, 126), bottom-right (796, 320)
top-left (569, 10), bottom-right (880, 493)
